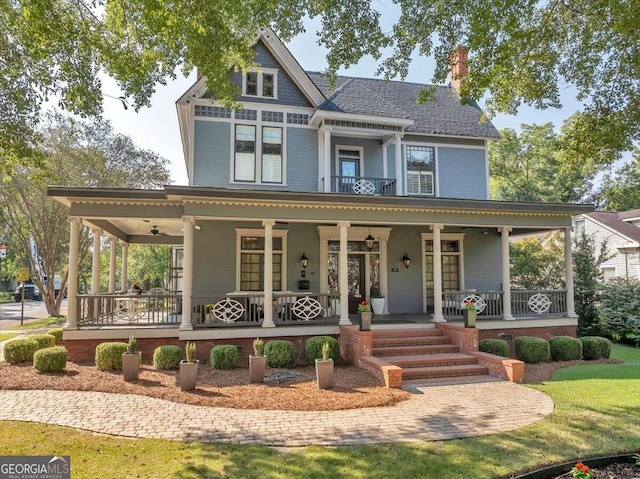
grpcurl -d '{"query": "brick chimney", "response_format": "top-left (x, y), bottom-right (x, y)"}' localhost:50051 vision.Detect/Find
top-left (450, 45), bottom-right (468, 92)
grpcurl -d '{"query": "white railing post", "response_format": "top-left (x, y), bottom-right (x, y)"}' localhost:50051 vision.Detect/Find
top-left (91, 228), bottom-right (102, 320)
top-left (431, 224), bottom-right (446, 322)
top-left (120, 242), bottom-right (128, 292)
top-left (180, 217), bottom-right (194, 330)
top-left (338, 221), bottom-right (352, 325)
top-left (66, 217), bottom-right (81, 329)
top-left (108, 236), bottom-right (117, 293)
top-left (394, 133), bottom-right (403, 195)
top-left (262, 219), bottom-right (276, 328)
top-left (500, 227), bottom-right (515, 320)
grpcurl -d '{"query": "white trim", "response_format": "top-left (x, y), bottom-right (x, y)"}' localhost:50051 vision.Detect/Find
top-left (334, 144), bottom-right (365, 179)
top-left (229, 122), bottom-right (287, 186)
top-left (192, 98), bottom-right (315, 115)
top-left (420, 232), bottom-right (466, 313)
top-left (484, 140), bottom-right (490, 199)
top-left (600, 265), bottom-right (617, 281)
top-left (180, 324), bottom-right (340, 340)
top-left (403, 131), bottom-right (500, 143)
top-left (622, 215), bottom-right (640, 223)
top-left (382, 143), bottom-right (388, 179)
top-left (242, 67), bottom-right (279, 99)
top-left (235, 227), bottom-right (289, 292)
top-left (310, 109), bottom-right (414, 127)
top-left (405, 143), bottom-right (437, 197)
top-left (188, 103), bottom-right (195, 186)
top-left (584, 215), bottom-right (638, 244)
top-left (64, 328), bottom-right (180, 340)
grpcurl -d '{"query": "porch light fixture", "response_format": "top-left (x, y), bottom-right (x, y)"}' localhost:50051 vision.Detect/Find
top-left (194, 224), bottom-right (202, 231)
top-left (300, 253), bottom-right (309, 269)
top-left (365, 230), bottom-right (375, 251)
top-left (402, 253), bottom-right (411, 269)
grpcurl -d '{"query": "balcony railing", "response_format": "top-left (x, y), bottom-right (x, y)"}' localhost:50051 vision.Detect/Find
top-left (77, 293), bottom-right (182, 326)
top-left (443, 290), bottom-right (504, 319)
top-left (331, 176), bottom-right (397, 196)
top-left (511, 289), bottom-right (567, 316)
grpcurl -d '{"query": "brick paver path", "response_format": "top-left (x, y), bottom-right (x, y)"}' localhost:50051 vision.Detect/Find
top-left (0, 380), bottom-right (553, 446)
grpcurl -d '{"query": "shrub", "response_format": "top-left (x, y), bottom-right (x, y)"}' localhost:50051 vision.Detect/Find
top-left (30, 334), bottom-right (56, 350)
top-left (253, 337), bottom-right (265, 356)
top-left (95, 342), bottom-right (128, 370)
top-left (126, 336), bottom-right (137, 354)
top-left (4, 338), bottom-right (39, 364)
top-left (479, 339), bottom-right (509, 357)
top-left (580, 336), bottom-right (613, 360)
top-left (515, 336), bottom-right (550, 364)
top-left (48, 328), bottom-right (64, 344)
top-left (33, 346), bottom-right (67, 373)
top-left (153, 345), bottom-right (183, 370)
top-left (549, 336), bottom-right (583, 361)
top-left (600, 277), bottom-right (640, 340)
top-left (265, 340), bottom-right (296, 368)
top-left (305, 336), bottom-right (339, 363)
top-left (210, 345), bottom-right (238, 369)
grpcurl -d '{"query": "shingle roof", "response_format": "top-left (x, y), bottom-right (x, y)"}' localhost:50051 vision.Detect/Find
top-left (306, 72), bottom-right (501, 140)
top-left (617, 209), bottom-right (640, 220)
top-left (586, 211), bottom-right (640, 243)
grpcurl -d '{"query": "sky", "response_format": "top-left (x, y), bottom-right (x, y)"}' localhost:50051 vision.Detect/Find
top-left (99, 15), bottom-right (582, 186)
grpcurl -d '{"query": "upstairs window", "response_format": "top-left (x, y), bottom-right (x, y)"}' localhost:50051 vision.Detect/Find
top-left (234, 124), bottom-right (284, 184)
top-left (406, 145), bottom-right (435, 196)
top-left (243, 70), bottom-right (278, 98)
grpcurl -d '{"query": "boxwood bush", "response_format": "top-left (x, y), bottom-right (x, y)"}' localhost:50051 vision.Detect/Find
top-left (4, 338), bottom-right (39, 364)
top-left (33, 346), bottom-right (67, 373)
top-left (30, 334), bottom-right (56, 350)
top-left (549, 336), bottom-right (583, 361)
top-left (580, 336), bottom-right (612, 360)
top-left (265, 340), bottom-right (296, 368)
top-left (479, 339), bottom-right (509, 357)
top-left (95, 342), bottom-right (128, 370)
top-left (515, 336), bottom-right (550, 364)
top-left (305, 336), bottom-right (339, 363)
top-left (153, 345), bottom-right (183, 370)
top-left (48, 328), bottom-right (64, 344)
top-left (210, 345), bottom-right (238, 370)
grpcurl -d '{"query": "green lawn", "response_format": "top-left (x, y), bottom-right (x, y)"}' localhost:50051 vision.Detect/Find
top-left (11, 316), bottom-right (65, 330)
top-left (0, 345), bottom-right (638, 478)
top-left (0, 333), bottom-right (19, 342)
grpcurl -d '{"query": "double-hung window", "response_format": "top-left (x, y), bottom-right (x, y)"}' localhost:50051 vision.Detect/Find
top-left (237, 229), bottom-right (288, 292)
top-left (243, 70), bottom-right (277, 98)
top-left (406, 145), bottom-right (435, 195)
top-left (234, 125), bottom-right (283, 183)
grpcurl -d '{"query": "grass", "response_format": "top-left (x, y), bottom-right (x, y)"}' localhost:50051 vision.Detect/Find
top-left (11, 316), bottom-right (65, 330)
top-left (0, 333), bottom-right (19, 342)
top-left (0, 345), bottom-right (638, 478)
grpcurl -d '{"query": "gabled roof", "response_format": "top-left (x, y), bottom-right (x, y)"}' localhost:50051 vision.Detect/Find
top-left (307, 72), bottom-right (501, 140)
top-left (618, 208), bottom-right (640, 221)
top-left (583, 211), bottom-right (640, 244)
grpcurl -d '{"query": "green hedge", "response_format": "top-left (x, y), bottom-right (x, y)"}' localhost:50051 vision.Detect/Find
top-left (479, 339), bottom-right (509, 357)
top-left (580, 336), bottom-right (612, 360)
top-left (515, 336), bottom-right (550, 364)
top-left (33, 346), bottom-right (67, 373)
top-left (4, 338), bottom-right (39, 364)
top-left (210, 345), bottom-right (238, 369)
top-left (265, 340), bottom-right (296, 368)
top-left (305, 336), bottom-right (339, 363)
top-left (48, 328), bottom-right (64, 344)
top-left (30, 334), bottom-right (56, 350)
top-left (95, 342), bottom-right (128, 371)
top-left (153, 345), bottom-right (182, 370)
top-left (549, 336), bottom-right (583, 361)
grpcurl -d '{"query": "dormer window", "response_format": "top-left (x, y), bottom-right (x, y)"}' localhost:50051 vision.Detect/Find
top-left (243, 69), bottom-right (277, 98)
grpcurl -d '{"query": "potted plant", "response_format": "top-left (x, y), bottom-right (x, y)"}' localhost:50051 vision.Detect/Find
top-left (122, 335), bottom-right (141, 381)
top-left (130, 280), bottom-right (142, 295)
top-left (249, 337), bottom-right (266, 384)
top-left (179, 342), bottom-right (199, 391)
top-left (370, 286), bottom-right (385, 314)
top-left (315, 341), bottom-right (334, 389)
top-left (358, 300), bottom-right (372, 331)
top-left (463, 300), bottom-right (477, 328)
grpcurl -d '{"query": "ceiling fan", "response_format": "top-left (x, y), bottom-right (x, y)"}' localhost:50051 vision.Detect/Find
top-left (150, 225), bottom-right (168, 236)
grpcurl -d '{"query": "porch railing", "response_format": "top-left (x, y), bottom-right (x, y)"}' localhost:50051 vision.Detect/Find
top-left (443, 290), bottom-right (504, 319)
top-left (511, 289), bottom-right (567, 316)
top-left (77, 293), bottom-right (182, 326)
top-left (192, 292), bottom-right (340, 327)
top-left (331, 176), bottom-right (397, 196)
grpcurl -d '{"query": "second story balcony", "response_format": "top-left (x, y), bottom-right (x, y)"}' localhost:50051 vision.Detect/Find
top-left (330, 176), bottom-right (397, 196)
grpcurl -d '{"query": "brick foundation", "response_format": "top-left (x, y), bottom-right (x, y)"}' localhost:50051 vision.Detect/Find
top-left (436, 323), bottom-right (478, 353)
top-left (479, 325), bottom-right (577, 357)
top-left (339, 326), bottom-right (373, 364)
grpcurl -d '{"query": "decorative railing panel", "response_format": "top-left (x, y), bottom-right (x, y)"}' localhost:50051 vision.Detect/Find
top-left (77, 293), bottom-right (182, 326)
top-left (331, 176), bottom-right (397, 196)
top-left (511, 290), bottom-right (567, 316)
top-left (442, 290), bottom-right (504, 319)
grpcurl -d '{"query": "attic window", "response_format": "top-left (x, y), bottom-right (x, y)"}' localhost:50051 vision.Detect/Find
top-left (243, 70), bottom-right (278, 99)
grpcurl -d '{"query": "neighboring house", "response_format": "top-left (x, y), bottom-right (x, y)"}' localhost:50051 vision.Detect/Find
top-left (49, 27), bottom-right (592, 384)
top-left (573, 210), bottom-right (640, 281)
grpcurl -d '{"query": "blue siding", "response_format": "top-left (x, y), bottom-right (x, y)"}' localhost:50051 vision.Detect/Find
top-left (330, 137), bottom-right (383, 178)
top-left (438, 147), bottom-right (487, 199)
top-left (387, 226), bottom-right (424, 313)
top-left (193, 120), bottom-right (230, 187)
top-left (463, 231), bottom-right (502, 291)
top-left (287, 128), bottom-right (319, 191)
top-left (387, 144), bottom-right (396, 179)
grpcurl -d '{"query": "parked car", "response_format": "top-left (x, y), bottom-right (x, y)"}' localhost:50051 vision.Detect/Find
top-left (14, 282), bottom-right (43, 302)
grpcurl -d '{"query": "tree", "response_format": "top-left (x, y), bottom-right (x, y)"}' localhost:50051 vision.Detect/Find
top-left (600, 278), bottom-right (640, 345)
top-left (600, 149), bottom-right (640, 211)
top-left (1, 1), bottom-right (638, 169)
top-left (0, 112), bottom-right (170, 315)
top-left (510, 236), bottom-right (564, 290)
top-left (126, 245), bottom-right (172, 291)
top-left (489, 119), bottom-right (605, 203)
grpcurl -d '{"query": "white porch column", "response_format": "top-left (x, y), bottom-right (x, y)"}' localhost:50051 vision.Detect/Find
top-left (120, 242), bottom-right (128, 292)
top-left (262, 219), bottom-right (276, 328)
top-left (565, 227), bottom-right (577, 317)
top-left (500, 227), bottom-right (514, 320)
top-left (180, 217), bottom-right (194, 330)
top-left (338, 221), bottom-right (352, 325)
top-left (382, 143), bottom-right (388, 179)
top-left (394, 133), bottom-right (403, 195)
top-left (379, 237), bottom-right (389, 313)
top-left (91, 229), bottom-right (102, 294)
top-left (65, 218), bottom-right (81, 329)
top-left (318, 128), bottom-right (325, 191)
top-left (108, 236), bottom-right (117, 293)
top-left (323, 126), bottom-right (332, 192)
top-left (431, 224), bottom-right (446, 322)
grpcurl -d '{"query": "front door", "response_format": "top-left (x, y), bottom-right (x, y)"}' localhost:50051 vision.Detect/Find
top-left (347, 254), bottom-right (365, 314)
top-left (338, 149), bottom-right (361, 193)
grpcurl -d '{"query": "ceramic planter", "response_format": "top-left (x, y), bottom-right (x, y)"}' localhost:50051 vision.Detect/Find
top-left (122, 352), bottom-right (142, 381)
top-left (360, 311), bottom-right (372, 331)
top-left (315, 358), bottom-right (334, 389)
top-left (249, 355), bottom-right (267, 383)
top-left (371, 297), bottom-right (385, 314)
top-left (179, 360), bottom-right (199, 391)
top-left (463, 309), bottom-right (477, 328)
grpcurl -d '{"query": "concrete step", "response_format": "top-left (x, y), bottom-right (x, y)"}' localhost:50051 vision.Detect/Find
top-left (401, 364), bottom-right (490, 380)
top-left (382, 353), bottom-right (478, 368)
top-left (403, 375), bottom-right (498, 386)
top-left (373, 335), bottom-right (450, 347)
top-left (372, 344), bottom-right (460, 356)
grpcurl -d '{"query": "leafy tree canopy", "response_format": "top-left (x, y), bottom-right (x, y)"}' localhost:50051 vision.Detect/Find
top-left (1, 0), bottom-right (638, 168)
top-left (600, 149), bottom-right (640, 211)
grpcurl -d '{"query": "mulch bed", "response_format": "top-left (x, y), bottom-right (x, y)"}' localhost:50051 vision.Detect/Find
top-left (523, 358), bottom-right (621, 383)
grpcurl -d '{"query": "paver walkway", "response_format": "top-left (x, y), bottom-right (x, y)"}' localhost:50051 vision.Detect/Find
top-left (0, 380), bottom-right (554, 446)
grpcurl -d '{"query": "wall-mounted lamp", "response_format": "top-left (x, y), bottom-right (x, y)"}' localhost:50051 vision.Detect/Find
top-left (194, 224), bottom-right (202, 231)
top-left (365, 233), bottom-right (375, 251)
top-left (300, 252), bottom-right (309, 278)
top-left (402, 253), bottom-right (411, 269)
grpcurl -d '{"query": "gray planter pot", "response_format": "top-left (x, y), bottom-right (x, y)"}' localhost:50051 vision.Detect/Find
top-left (122, 352), bottom-right (141, 381)
top-left (359, 311), bottom-right (372, 331)
top-left (371, 297), bottom-right (385, 314)
top-left (249, 355), bottom-right (267, 384)
top-left (463, 309), bottom-right (477, 328)
top-left (315, 358), bottom-right (334, 389)
top-left (180, 360), bottom-right (199, 391)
